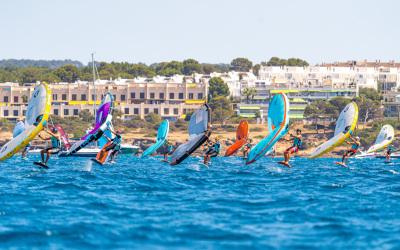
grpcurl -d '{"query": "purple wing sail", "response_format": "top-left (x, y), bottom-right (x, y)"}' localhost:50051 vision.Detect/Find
top-left (64, 93), bottom-right (114, 155)
top-left (81, 102), bottom-right (111, 140)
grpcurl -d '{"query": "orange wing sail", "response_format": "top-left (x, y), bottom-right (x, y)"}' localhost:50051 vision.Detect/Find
top-left (95, 141), bottom-right (113, 164)
top-left (225, 120), bottom-right (249, 156)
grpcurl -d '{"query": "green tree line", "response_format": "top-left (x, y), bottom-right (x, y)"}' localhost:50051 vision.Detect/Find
top-left (0, 57), bottom-right (310, 83)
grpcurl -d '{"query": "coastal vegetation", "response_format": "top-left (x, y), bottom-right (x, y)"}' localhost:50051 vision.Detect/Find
top-left (0, 57), bottom-right (310, 84)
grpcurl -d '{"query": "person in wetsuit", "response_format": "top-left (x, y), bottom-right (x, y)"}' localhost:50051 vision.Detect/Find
top-left (341, 135), bottom-right (361, 164)
top-left (107, 132), bottom-right (122, 162)
top-left (283, 129), bottom-right (302, 165)
top-left (243, 139), bottom-right (252, 158)
top-left (385, 145), bottom-right (396, 161)
top-left (204, 138), bottom-right (221, 164)
top-left (159, 140), bottom-right (174, 161)
top-left (38, 126), bottom-right (61, 165)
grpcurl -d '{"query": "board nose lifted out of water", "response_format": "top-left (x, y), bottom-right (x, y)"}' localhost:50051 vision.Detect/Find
top-left (0, 83), bottom-right (51, 161)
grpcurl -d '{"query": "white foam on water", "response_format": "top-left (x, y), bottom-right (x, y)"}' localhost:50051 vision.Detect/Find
top-left (188, 164), bottom-right (201, 171)
top-left (270, 166), bottom-right (284, 173)
top-left (84, 161), bottom-right (93, 172)
top-left (388, 169), bottom-right (398, 175)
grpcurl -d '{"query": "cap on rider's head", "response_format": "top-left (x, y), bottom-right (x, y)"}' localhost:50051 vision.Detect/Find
top-left (355, 136), bottom-right (360, 140)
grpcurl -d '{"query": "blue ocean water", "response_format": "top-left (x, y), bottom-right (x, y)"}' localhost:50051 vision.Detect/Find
top-left (0, 155), bottom-right (399, 249)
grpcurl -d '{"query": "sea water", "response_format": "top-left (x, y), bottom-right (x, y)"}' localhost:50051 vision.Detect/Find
top-left (0, 155), bottom-right (399, 249)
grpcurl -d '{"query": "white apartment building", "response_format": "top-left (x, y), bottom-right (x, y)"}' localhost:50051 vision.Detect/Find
top-left (258, 65), bottom-right (400, 90)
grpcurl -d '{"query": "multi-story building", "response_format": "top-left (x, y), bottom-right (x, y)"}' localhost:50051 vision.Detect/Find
top-left (0, 76), bottom-right (207, 121)
top-left (238, 61), bottom-right (400, 120)
top-left (238, 81), bottom-right (357, 120)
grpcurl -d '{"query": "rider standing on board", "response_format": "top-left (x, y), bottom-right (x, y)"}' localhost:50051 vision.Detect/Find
top-left (282, 129), bottom-right (302, 166)
top-left (341, 135), bottom-right (361, 165)
top-left (38, 125), bottom-right (61, 165)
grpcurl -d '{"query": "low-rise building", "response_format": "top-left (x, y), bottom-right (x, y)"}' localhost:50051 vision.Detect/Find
top-left (0, 76), bottom-right (207, 121)
top-left (238, 81), bottom-right (358, 120)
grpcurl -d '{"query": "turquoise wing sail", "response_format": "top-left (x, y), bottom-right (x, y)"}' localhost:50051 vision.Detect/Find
top-left (246, 93), bottom-right (289, 164)
top-left (142, 120), bottom-right (169, 157)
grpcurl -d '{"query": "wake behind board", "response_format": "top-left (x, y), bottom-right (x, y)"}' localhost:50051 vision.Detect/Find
top-left (91, 158), bottom-right (104, 165)
top-left (335, 161), bottom-right (348, 168)
top-left (34, 161), bottom-right (49, 169)
top-left (199, 162), bottom-right (209, 168)
top-left (278, 161), bottom-right (291, 168)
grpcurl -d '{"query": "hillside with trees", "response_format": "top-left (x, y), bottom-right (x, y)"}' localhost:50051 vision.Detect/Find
top-left (0, 59), bottom-right (83, 69)
top-left (0, 59), bottom-right (237, 83)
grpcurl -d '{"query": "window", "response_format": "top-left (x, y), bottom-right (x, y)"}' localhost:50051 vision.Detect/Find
top-left (92, 94), bottom-right (96, 101)
top-left (154, 108), bottom-right (159, 114)
top-left (23, 110), bottom-right (26, 116)
top-left (179, 93), bottom-right (184, 99)
top-left (62, 94), bottom-right (67, 101)
top-left (72, 94), bottom-right (77, 101)
top-left (183, 108), bottom-right (187, 114)
top-left (174, 108), bottom-right (179, 115)
top-left (189, 93), bottom-right (194, 99)
top-left (13, 96), bottom-right (18, 103)
top-left (159, 93), bottom-right (164, 99)
top-left (131, 92), bottom-right (136, 99)
top-left (121, 95), bottom-right (126, 101)
top-left (169, 93), bottom-right (175, 99)
top-left (164, 108), bottom-right (169, 115)
top-left (197, 93), bottom-right (203, 99)
top-left (54, 109), bottom-right (59, 116)
top-left (13, 110), bottom-right (18, 116)
top-left (3, 110), bottom-right (8, 117)
top-left (64, 109), bottom-right (69, 116)
top-left (81, 94), bottom-right (87, 101)
top-left (140, 92), bottom-right (145, 99)
top-left (124, 108), bottom-right (129, 114)
top-left (134, 108), bottom-right (139, 115)
top-left (53, 94), bottom-right (58, 101)
top-left (3, 96), bottom-right (8, 102)
top-left (150, 92), bottom-right (155, 99)
top-left (113, 95), bottom-right (116, 100)
top-left (144, 108), bottom-right (149, 114)
top-left (73, 109), bottom-right (79, 116)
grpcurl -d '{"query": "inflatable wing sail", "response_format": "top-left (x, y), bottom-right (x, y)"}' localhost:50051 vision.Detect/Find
top-left (170, 104), bottom-right (211, 165)
top-left (98, 123), bottom-right (115, 148)
top-left (54, 125), bottom-right (71, 150)
top-left (225, 120), bottom-right (249, 156)
top-left (0, 83), bottom-right (51, 161)
top-left (367, 124), bottom-right (394, 153)
top-left (67, 93), bottom-right (113, 155)
top-left (142, 120), bottom-right (170, 157)
top-left (246, 93), bottom-right (289, 164)
top-left (13, 121), bottom-right (26, 138)
top-left (310, 102), bottom-right (358, 158)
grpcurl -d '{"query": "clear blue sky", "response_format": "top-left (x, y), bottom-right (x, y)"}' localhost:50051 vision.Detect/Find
top-left (1, 0), bottom-right (399, 65)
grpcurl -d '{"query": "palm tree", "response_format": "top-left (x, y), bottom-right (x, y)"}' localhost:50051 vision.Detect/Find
top-left (242, 87), bottom-right (257, 103)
